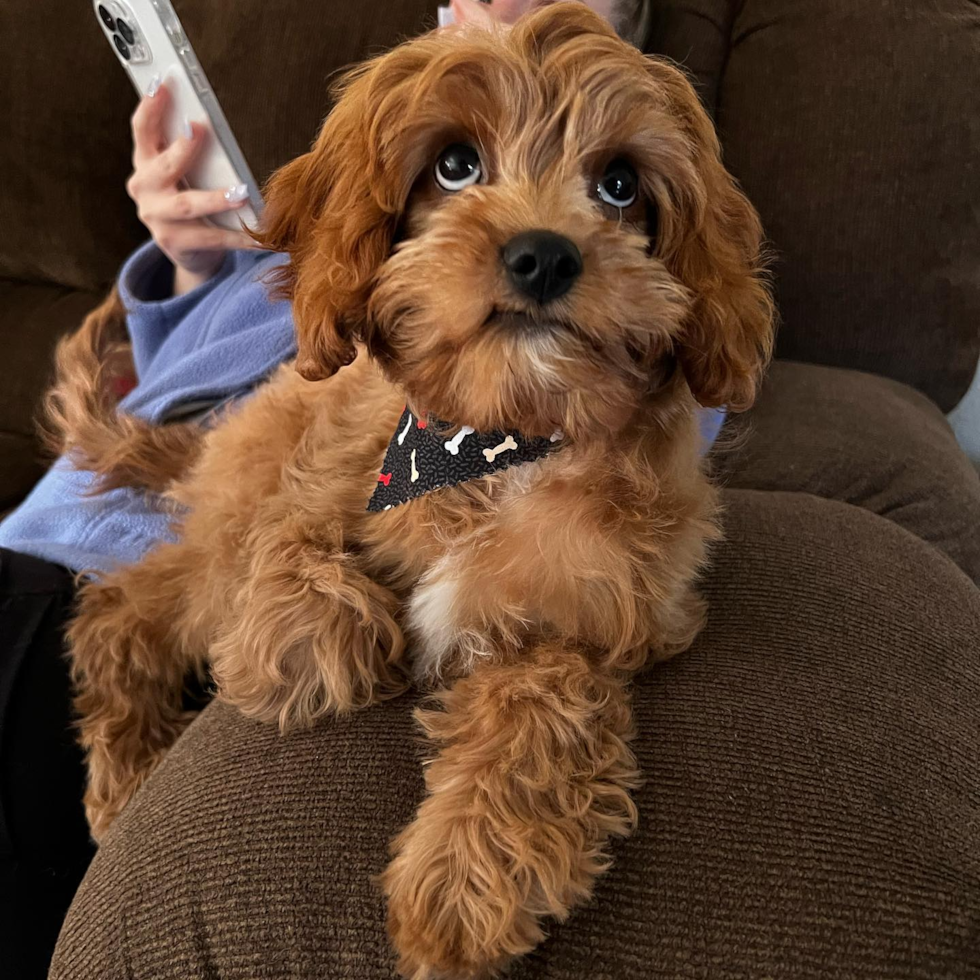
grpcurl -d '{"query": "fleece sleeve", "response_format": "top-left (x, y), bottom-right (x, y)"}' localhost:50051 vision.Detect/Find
top-left (115, 241), bottom-right (242, 378)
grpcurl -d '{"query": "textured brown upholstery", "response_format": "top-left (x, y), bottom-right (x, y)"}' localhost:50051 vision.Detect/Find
top-left (50, 500), bottom-right (980, 979)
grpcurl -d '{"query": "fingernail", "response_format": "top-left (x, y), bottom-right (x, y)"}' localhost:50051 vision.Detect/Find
top-left (182, 117), bottom-right (194, 140)
top-left (224, 183), bottom-right (248, 203)
top-left (147, 74), bottom-right (163, 97)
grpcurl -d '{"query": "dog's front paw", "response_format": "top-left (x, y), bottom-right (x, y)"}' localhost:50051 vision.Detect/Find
top-left (382, 813), bottom-right (543, 979)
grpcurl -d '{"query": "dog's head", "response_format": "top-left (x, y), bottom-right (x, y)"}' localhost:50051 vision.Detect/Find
top-left (257, 2), bottom-right (773, 439)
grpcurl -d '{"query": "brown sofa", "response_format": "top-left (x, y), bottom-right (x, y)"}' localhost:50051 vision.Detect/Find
top-left (0, 0), bottom-right (977, 977)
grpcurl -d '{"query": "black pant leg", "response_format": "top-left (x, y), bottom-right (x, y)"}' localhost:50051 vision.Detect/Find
top-left (0, 548), bottom-right (95, 980)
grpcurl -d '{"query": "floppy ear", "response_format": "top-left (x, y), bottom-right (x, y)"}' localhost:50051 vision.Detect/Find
top-left (648, 62), bottom-right (775, 411)
top-left (254, 64), bottom-right (401, 381)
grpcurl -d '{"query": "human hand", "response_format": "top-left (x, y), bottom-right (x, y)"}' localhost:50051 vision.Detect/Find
top-left (126, 78), bottom-right (256, 295)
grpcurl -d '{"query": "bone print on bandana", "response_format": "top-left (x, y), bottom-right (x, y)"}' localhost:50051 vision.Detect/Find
top-left (367, 407), bottom-right (563, 512)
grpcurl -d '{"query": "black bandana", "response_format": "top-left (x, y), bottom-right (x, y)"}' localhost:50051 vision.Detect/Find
top-left (367, 407), bottom-right (563, 512)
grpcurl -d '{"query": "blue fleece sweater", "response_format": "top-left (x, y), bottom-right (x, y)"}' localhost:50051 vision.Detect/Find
top-left (0, 242), bottom-right (726, 575)
top-left (0, 242), bottom-right (295, 574)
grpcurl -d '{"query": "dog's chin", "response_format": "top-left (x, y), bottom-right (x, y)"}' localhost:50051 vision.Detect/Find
top-left (391, 320), bottom-right (654, 442)
top-left (486, 308), bottom-right (577, 339)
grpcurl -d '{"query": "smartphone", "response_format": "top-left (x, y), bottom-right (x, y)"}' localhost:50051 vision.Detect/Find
top-left (93, 0), bottom-right (262, 232)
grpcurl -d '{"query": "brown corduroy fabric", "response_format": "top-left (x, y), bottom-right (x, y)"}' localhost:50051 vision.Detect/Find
top-left (715, 361), bottom-right (980, 585)
top-left (49, 488), bottom-right (980, 980)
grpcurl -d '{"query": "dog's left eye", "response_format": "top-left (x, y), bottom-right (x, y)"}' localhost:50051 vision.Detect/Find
top-left (597, 159), bottom-right (638, 208)
top-left (435, 144), bottom-right (483, 192)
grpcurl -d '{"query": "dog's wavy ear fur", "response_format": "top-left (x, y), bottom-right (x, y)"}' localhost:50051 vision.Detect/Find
top-left (648, 61), bottom-right (775, 411)
top-left (253, 64), bottom-right (402, 381)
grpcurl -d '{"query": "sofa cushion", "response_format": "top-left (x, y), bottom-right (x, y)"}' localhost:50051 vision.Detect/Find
top-left (648, 0), bottom-right (980, 412)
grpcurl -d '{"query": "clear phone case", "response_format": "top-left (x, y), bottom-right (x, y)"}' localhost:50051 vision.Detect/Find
top-left (93, 0), bottom-right (263, 232)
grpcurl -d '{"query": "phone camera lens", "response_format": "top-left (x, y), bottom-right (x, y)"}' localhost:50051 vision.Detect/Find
top-left (117, 18), bottom-right (135, 44)
top-left (97, 4), bottom-right (115, 30)
top-left (113, 33), bottom-right (131, 60)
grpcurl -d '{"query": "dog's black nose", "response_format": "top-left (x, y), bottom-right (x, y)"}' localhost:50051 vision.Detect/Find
top-left (502, 231), bottom-right (582, 304)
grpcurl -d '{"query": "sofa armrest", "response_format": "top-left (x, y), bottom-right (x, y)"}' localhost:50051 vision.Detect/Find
top-left (716, 361), bottom-right (980, 584)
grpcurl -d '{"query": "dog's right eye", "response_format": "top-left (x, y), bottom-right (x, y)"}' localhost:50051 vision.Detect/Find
top-left (597, 159), bottom-right (638, 208)
top-left (435, 144), bottom-right (483, 192)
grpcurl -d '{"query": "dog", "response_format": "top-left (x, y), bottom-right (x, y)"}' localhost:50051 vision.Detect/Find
top-left (56, 5), bottom-right (773, 977)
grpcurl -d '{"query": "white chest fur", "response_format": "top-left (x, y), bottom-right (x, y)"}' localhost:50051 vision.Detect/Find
top-left (404, 462), bottom-right (549, 681)
top-left (406, 555), bottom-right (467, 681)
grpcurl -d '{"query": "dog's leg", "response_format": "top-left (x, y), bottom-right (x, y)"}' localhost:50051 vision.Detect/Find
top-left (69, 542), bottom-right (205, 839)
top-left (383, 644), bottom-right (639, 980)
top-left (209, 515), bottom-right (407, 729)
top-left (646, 584), bottom-right (707, 663)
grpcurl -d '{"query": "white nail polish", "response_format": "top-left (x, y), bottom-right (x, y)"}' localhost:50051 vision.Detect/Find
top-left (182, 117), bottom-right (194, 140)
top-left (224, 183), bottom-right (248, 203)
top-left (147, 74), bottom-right (163, 97)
